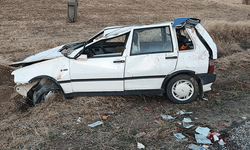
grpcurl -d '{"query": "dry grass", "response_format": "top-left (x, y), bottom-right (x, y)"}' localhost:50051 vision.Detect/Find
top-left (1, 0), bottom-right (250, 149)
top-left (242, 0), bottom-right (250, 4)
top-left (203, 21), bottom-right (250, 57)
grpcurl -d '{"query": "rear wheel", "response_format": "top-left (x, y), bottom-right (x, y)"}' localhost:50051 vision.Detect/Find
top-left (166, 75), bottom-right (199, 104)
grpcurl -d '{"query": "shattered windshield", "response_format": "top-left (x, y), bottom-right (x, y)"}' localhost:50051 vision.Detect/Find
top-left (60, 42), bottom-right (85, 57)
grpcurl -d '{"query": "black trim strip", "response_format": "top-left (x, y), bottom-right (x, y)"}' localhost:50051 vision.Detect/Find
top-left (58, 75), bottom-right (166, 84)
top-left (165, 56), bottom-right (177, 59)
top-left (64, 89), bottom-right (165, 97)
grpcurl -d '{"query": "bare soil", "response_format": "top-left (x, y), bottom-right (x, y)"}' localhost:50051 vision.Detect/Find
top-left (0, 0), bottom-right (250, 149)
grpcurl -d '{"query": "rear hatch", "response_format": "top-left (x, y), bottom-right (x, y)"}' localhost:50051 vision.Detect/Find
top-left (173, 17), bottom-right (217, 59)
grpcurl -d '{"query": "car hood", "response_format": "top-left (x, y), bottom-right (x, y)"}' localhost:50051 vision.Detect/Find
top-left (9, 45), bottom-right (64, 67)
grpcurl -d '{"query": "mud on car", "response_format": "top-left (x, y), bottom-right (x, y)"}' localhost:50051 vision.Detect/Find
top-left (10, 17), bottom-right (217, 105)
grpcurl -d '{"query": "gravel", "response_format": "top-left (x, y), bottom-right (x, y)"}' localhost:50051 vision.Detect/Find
top-left (212, 120), bottom-right (250, 150)
top-left (228, 120), bottom-right (250, 149)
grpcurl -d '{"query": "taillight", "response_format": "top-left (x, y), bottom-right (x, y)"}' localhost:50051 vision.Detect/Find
top-left (208, 59), bottom-right (214, 73)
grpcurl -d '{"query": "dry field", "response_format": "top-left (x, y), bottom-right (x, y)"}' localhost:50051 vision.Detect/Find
top-left (0, 0), bottom-right (250, 149)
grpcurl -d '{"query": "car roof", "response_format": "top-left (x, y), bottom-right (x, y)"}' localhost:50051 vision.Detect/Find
top-left (103, 21), bottom-right (173, 39)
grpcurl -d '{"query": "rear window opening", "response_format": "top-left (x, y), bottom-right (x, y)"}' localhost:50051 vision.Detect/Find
top-left (176, 28), bottom-right (194, 50)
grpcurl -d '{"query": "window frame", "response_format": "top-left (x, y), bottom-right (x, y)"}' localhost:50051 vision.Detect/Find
top-left (85, 32), bottom-right (130, 58)
top-left (130, 26), bottom-right (174, 56)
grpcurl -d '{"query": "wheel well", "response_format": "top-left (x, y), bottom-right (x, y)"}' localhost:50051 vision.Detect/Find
top-left (161, 71), bottom-right (204, 97)
top-left (29, 76), bottom-right (66, 97)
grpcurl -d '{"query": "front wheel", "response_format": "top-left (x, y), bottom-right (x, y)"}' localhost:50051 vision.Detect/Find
top-left (166, 75), bottom-right (199, 104)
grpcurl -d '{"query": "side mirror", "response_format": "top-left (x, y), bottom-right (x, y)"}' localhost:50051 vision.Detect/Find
top-left (76, 55), bottom-right (87, 61)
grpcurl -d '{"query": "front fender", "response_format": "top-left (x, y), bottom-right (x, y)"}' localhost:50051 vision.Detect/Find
top-left (11, 57), bottom-right (70, 84)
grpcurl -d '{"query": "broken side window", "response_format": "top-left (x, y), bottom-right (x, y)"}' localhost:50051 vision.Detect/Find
top-left (131, 26), bottom-right (173, 55)
top-left (176, 28), bottom-right (194, 50)
top-left (83, 33), bottom-right (129, 58)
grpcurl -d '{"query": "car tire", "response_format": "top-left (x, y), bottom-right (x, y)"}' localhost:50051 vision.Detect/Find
top-left (32, 79), bottom-right (61, 105)
top-left (33, 89), bottom-right (58, 105)
top-left (166, 74), bottom-right (199, 104)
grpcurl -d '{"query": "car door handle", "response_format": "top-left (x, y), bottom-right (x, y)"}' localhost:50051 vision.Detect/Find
top-left (113, 60), bottom-right (125, 63)
top-left (165, 56), bottom-right (178, 59)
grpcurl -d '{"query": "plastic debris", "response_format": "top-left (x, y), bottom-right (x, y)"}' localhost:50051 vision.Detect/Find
top-left (202, 145), bottom-right (209, 150)
top-left (195, 134), bottom-right (212, 144)
top-left (183, 117), bottom-right (193, 128)
top-left (161, 114), bottom-right (175, 120)
top-left (242, 117), bottom-right (247, 120)
top-left (176, 110), bottom-right (193, 115)
top-left (173, 133), bottom-right (186, 140)
top-left (218, 139), bottom-right (226, 145)
top-left (188, 144), bottom-right (203, 150)
top-left (195, 117), bottom-right (198, 120)
top-left (207, 132), bottom-right (220, 142)
top-left (136, 132), bottom-right (146, 138)
top-left (104, 111), bottom-right (115, 115)
top-left (202, 97), bottom-right (208, 101)
top-left (144, 107), bottom-right (152, 111)
top-left (137, 142), bottom-right (145, 149)
top-left (88, 121), bottom-right (103, 127)
top-left (154, 120), bottom-right (161, 126)
top-left (195, 126), bottom-right (210, 136)
top-left (62, 132), bottom-right (66, 135)
top-left (102, 116), bottom-right (107, 120)
top-left (77, 117), bottom-right (81, 122)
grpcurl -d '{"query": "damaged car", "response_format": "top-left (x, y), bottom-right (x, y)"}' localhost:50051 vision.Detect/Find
top-left (10, 17), bottom-right (217, 105)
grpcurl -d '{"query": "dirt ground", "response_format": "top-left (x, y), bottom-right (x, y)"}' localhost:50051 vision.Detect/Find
top-left (0, 0), bottom-right (250, 149)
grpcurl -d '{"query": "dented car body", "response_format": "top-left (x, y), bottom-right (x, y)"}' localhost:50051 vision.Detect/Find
top-left (10, 17), bottom-right (217, 104)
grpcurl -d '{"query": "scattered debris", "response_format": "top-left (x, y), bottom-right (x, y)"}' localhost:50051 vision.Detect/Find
top-left (202, 145), bottom-right (209, 149)
top-left (77, 117), bottom-right (81, 122)
top-left (176, 110), bottom-right (193, 115)
top-left (218, 131), bottom-right (231, 144)
top-left (161, 114), bottom-right (175, 120)
top-left (202, 97), bottom-right (208, 101)
top-left (62, 132), bottom-right (66, 135)
top-left (137, 142), bottom-right (145, 149)
top-left (88, 121), bottom-right (103, 127)
top-left (207, 132), bottom-right (220, 142)
top-left (102, 116), bottom-right (107, 121)
top-left (195, 117), bottom-right (198, 120)
top-left (173, 133), bottom-right (186, 140)
top-left (136, 132), bottom-right (146, 138)
top-left (104, 111), bottom-right (115, 115)
top-left (188, 144), bottom-right (203, 150)
top-left (145, 107), bottom-right (152, 111)
top-left (183, 117), bottom-right (193, 128)
top-left (215, 93), bottom-right (220, 96)
top-left (195, 134), bottom-right (212, 144)
top-left (195, 126), bottom-right (210, 136)
top-left (242, 117), bottom-right (247, 120)
top-left (218, 139), bottom-right (226, 145)
top-left (154, 120), bottom-right (161, 126)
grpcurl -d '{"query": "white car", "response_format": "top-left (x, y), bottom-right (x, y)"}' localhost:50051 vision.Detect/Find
top-left (10, 17), bottom-right (217, 105)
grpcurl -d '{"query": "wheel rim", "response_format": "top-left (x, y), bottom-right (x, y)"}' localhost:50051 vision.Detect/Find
top-left (42, 90), bottom-right (55, 102)
top-left (172, 79), bottom-right (194, 101)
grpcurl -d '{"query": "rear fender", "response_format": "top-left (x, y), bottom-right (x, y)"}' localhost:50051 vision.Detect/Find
top-left (161, 71), bottom-right (204, 97)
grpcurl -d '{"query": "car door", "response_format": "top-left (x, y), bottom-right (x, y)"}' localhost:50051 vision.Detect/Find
top-left (69, 33), bottom-right (129, 93)
top-left (125, 26), bottom-right (178, 90)
top-left (69, 56), bottom-right (125, 92)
